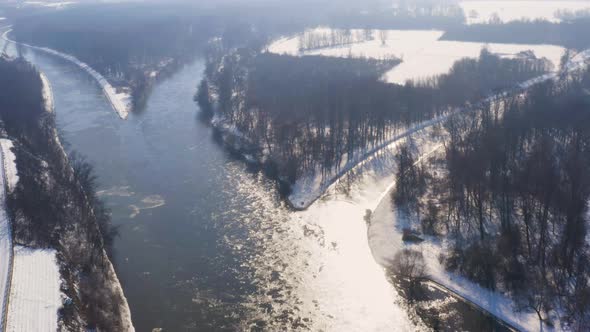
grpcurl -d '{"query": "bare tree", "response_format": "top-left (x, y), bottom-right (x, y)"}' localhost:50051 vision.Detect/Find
top-left (393, 249), bottom-right (426, 284)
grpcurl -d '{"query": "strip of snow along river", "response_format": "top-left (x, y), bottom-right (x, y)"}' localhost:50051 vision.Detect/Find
top-left (2, 28), bottom-right (131, 120)
top-left (0, 139), bottom-right (16, 332)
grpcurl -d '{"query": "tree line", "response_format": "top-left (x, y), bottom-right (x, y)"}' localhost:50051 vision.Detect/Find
top-left (297, 28), bottom-right (375, 52)
top-left (442, 17), bottom-right (590, 50)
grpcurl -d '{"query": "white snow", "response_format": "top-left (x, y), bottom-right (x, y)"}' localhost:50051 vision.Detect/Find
top-left (289, 126), bottom-right (445, 331)
top-left (459, 1), bottom-right (590, 25)
top-left (104, 258), bottom-right (135, 332)
top-left (1, 29), bottom-right (131, 120)
top-left (40, 73), bottom-right (54, 113)
top-left (0, 140), bottom-right (19, 193)
top-left (268, 29), bottom-right (566, 84)
top-left (0, 140), bottom-right (14, 332)
top-left (5, 246), bottom-right (62, 332)
top-left (22, 1), bottom-right (76, 8)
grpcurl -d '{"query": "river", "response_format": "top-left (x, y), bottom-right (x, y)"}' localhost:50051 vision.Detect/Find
top-left (1, 34), bottom-right (417, 331)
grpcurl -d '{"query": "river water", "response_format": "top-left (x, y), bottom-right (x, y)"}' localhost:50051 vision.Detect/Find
top-left (1, 34), bottom-right (416, 331)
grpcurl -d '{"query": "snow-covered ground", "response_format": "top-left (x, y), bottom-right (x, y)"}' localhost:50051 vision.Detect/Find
top-left (459, 0), bottom-right (590, 25)
top-left (0, 140), bottom-right (15, 332)
top-left (291, 129), bottom-right (442, 332)
top-left (22, 1), bottom-right (77, 8)
top-left (1, 29), bottom-right (131, 120)
top-left (5, 246), bottom-right (62, 332)
top-left (0, 140), bottom-right (19, 194)
top-left (267, 29), bottom-right (566, 84)
top-left (104, 257), bottom-right (135, 332)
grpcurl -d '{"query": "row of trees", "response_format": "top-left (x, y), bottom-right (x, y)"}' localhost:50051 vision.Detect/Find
top-left (199, 48), bottom-right (550, 185)
top-left (0, 56), bottom-right (126, 331)
top-left (297, 28), bottom-right (377, 51)
top-left (394, 67), bottom-right (590, 328)
top-left (442, 17), bottom-right (590, 50)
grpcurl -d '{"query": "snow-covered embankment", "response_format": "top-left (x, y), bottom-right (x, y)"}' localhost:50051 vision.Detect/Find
top-left (1, 28), bottom-right (131, 120)
top-left (0, 139), bottom-right (16, 332)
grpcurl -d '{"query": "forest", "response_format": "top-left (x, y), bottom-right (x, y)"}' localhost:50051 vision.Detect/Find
top-left (393, 66), bottom-right (590, 329)
top-left (199, 48), bottom-right (551, 186)
top-left (0, 55), bottom-right (126, 330)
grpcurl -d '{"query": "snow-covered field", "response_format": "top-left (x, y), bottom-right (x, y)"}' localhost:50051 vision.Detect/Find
top-left (5, 247), bottom-right (62, 332)
top-left (268, 29), bottom-right (565, 84)
top-left (1, 29), bottom-right (131, 120)
top-left (460, 0), bottom-right (590, 24)
top-left (0, 140), bottom-right (15, 332)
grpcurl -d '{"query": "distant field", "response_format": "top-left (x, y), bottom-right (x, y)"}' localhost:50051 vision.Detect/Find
top-left (268, 28), bottom-right (565, 84)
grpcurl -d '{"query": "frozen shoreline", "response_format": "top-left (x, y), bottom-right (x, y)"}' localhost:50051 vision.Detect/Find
top-left (2, 28), bottom-right (131, 120)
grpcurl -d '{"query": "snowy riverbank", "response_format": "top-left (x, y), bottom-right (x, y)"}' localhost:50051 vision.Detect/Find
top-left (2, 28), bottom-right (131, 120)
top-left (0, 139), bottom-right (16, 332)
top-left (290, 127), bottom-right (442, 331)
